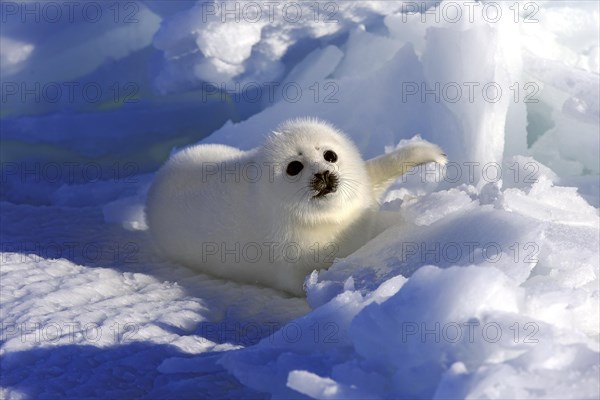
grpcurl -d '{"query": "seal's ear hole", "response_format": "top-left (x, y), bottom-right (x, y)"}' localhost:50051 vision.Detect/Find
top-left (286, 161), bottom-right (304, 176)
top-left (324, 150), bottom-right (338, 163)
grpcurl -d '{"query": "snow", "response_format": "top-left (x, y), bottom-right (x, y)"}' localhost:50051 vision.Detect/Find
top-left (1, 0), bottom-right (599, 399)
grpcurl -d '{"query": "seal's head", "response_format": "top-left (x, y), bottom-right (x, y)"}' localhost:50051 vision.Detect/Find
top-left (262, 118), bottom-right (373, 225)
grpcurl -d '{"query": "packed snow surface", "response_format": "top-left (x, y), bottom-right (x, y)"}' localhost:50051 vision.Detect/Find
top-left (1, 1), bottom-right (599, 399)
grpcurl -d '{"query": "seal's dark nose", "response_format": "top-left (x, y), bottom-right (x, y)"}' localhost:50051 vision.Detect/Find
top-left (312, 170), bottom-right (338, 198)
top-left (314, 170), bottom-right (331, 183)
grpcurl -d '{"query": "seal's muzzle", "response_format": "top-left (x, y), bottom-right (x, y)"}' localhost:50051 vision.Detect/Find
top-left (311, 170), bottom-right (339, 198)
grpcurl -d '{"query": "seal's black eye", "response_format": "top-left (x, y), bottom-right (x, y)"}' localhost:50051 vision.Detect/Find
top-left (324, 150), bottom-right (338, 163)
top-left (286, 161), bottom-right (304, 176)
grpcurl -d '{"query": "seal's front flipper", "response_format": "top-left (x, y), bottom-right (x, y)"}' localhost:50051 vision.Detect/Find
top-left (366, 141), bottom-right (447, 200)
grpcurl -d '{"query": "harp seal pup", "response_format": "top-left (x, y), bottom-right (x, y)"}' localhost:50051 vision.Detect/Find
top-left (145, 118), bottom-right (446, 295)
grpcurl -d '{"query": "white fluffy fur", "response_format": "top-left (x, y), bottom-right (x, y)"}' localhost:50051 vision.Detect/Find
top-left (146, 118), bottom-right (446, 295)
